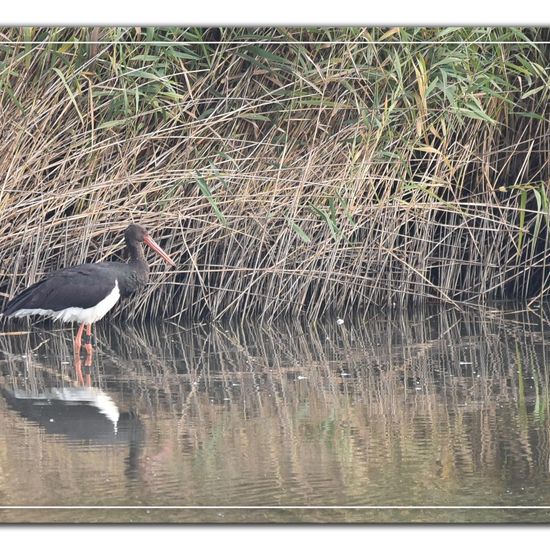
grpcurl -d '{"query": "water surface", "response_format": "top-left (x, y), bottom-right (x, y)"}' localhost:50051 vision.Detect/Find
top-left (1, 307), bottom-right (550, 523)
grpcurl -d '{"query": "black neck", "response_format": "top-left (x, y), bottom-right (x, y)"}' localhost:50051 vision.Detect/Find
top-left (126, 241), bottom-right (149, 271)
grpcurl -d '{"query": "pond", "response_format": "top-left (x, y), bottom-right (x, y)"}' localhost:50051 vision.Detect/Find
top-left (1, 306), bottom-right (550, 523)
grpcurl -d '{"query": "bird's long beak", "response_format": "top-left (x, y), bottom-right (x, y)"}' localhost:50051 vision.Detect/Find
top-left (143, 235), bottom-right (176, 267)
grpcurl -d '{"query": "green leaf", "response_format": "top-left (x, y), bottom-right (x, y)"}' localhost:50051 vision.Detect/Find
top-left (52, 67), bottom-right (84, 125)
top-left (456, 103), bottom-right (497, 124)
top-left (196, 174), bottom-right (227, 226)
top-left (247, 45), bottom-right (289, 65)
top-left (97, 119), bottom-right (128, 130)
top-left (131, 54), bottom-right (161, 62)
top-left (239, 113), bottom-right (270, 122)
top-left (287, 219), bottom-right (312, 243)
top-left (517, 189), bottom-right (528, 256)
top-left (520, 85), bottom-right (548, 100)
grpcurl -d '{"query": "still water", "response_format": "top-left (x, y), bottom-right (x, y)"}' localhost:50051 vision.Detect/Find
top-left (1, 307), bottom-right (550, 523)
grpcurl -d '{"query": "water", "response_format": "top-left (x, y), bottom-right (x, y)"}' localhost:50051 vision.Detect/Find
top-left (1, 307), bottom-right (550, 523)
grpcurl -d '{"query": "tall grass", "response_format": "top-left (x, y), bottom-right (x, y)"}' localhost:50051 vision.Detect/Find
top-left (0, 27), bottom-right (549, 321)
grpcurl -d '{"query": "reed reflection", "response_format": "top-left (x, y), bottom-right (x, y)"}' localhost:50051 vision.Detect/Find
top-left (0, 308), bottom-right (549, 513)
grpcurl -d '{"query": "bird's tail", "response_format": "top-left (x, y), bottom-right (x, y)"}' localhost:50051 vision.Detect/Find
top-left (2, 279), bottom-right (47, 317)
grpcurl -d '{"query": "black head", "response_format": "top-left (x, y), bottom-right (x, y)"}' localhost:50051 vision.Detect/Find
top-left (124, 224), bottom-right (148, 245)
top-left (124, 224), bottom-right (176, 267)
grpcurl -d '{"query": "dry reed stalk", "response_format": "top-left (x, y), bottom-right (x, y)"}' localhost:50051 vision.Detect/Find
top-left (0, 28), bottom-right (548, 321)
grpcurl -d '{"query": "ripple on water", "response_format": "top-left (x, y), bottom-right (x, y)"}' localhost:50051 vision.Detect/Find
top-left (1, 311), bottom-right (550, 519)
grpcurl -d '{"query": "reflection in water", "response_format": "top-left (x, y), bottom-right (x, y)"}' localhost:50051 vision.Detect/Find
top-left (1, 307), bottom-right (550, 522)
top-left (1, 386), bottom-right (120, 439)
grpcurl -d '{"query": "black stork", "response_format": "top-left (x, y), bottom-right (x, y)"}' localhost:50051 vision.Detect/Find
top-left (2, 224), bottom-right (175, 354)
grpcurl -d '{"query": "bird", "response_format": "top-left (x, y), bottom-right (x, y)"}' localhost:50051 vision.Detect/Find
top-left (2, 224), bottom-right (176, 355)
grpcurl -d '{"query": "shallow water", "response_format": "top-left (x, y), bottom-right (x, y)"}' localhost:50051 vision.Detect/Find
top-left (2, 307), bottom-right (550, 523)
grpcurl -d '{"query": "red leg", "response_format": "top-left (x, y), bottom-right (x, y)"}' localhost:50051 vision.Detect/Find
top-left (73, 354), bottom-right (84, 385)
top-left (74, 323), bottom-right (85, 355)
top-left (84, 324), bottom-right (93, 356)
top-left (73, 344), bottom-right (92, 386)
top-left (83, 350), bottom-right (92, 386)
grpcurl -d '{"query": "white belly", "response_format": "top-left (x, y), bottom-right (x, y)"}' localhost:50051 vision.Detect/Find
top-left (10, 280), bottom-right (120, 324)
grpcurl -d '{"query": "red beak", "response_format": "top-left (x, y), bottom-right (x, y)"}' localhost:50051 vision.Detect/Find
top-left (143, 235), bottom-right (176, 267)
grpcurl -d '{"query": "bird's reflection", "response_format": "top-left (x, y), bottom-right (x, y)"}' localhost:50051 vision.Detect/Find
top-left (74, 350), bottom-right (93, 387)
top-left (0, 329), bottom-right (147, 485)
top-left (0, 384), bottom-right (123, 442)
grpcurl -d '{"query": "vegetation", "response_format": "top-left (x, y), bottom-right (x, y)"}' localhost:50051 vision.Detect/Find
top-left (0, 27), bottom-right (549, 321)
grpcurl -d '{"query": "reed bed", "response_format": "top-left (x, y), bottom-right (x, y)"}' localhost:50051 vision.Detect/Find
top-left (0, 27), bottom-right (549, 321)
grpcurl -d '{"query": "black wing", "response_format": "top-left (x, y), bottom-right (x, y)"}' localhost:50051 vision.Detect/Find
top-left (2, 262), bottom-right (125, 315)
